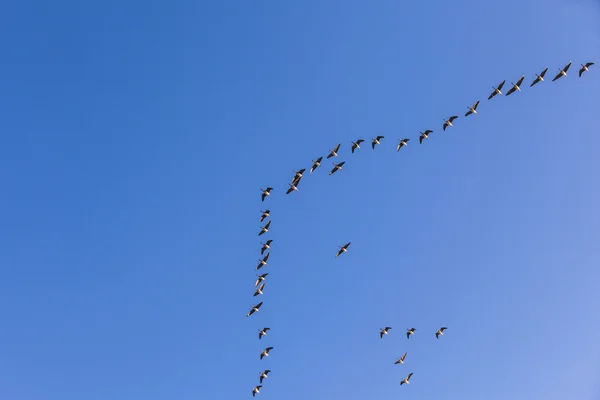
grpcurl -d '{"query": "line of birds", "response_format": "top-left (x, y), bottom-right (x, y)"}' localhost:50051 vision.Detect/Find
top-left (248, 60), bottom-right (593, 396)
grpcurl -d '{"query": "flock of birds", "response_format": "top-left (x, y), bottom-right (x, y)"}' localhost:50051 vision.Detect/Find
top-left (245, 60), bottom-right (594, 396)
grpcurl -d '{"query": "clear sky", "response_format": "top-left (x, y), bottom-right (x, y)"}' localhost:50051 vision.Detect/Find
top-left (0, 1), bottom-right (599, 399)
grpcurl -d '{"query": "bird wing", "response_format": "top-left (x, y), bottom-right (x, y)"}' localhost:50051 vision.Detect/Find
top-left (441, 327), bottom-right (447, 331)
top-left (286, 186), bottom-right (293, 194)
top-left (259, 282), bottom-right (265, 291)
top-left (377, 135), bottom-right (384, 140)
top-left (563, 62), bottom-right (571, 72)
top-left (345, 242), bottom-right (351, 248)
top-left (406, 332), bottom-right (410, 339)
top-left (552, 71), bottom-right (562, 81)
top-left (516, 75), bottom-right (525, 86)
top-left (333, 143), bottom-right (341, 152)
top-left (263, 253), bottom-right (270, 262)
top-left (407, 373), bottom-right (413, 380)
top-left (380, 331), bottom-right (384, 339)
top-left (351, 144), bottom-right (356, 153)
top-left (587, 62), bottom-right (595, 67)
top-left (497, 80), bottom-right (505, 90)
top-left (264, 221), bottom-right (271, 229)
top-left (336, 249), bottom-right (342, 257)
top-left (488, 91), bottom-right (495, 100)
top-left (419, 135), bottom-right (424, 144)
top-left (473, 100), bottom-right (479, 109)
top-left (338, 161), bottom-right (345, 167)
top-left (266, 240), bottom-right (272, 245)
top-left (329, 166), bottom-right (337, 175)
top-left (579, 67), bottom-right (584, 77)
top-left (530, 77), bottom-right (539, 87)
top-left (310, 164), bottom-right (317, 173)
top-left (450, 116), bottom-right (458, 122)
top-left (401, 352), bottom-right (406, 360)
top-left (443, 123), bottom-right (447, 131)
top-left (506, 86), bottom-right (516, 96)
top-left (386, 326), bottom-right (392, 330)
top-left (540, 67), bottom-right (548, 78)
top-left (253, 289), bottom-right (260, 296)
top-left (256, 301), bottom-right (263, 308)
top-left (248, 308), bottom-right (255, 317)
top-left (261, 193), bottom-right (266, 201)
top-left (436, 332), bottom-right (440, 338)
top-left (266, 347), bottom-right (273, 351)
top-left (397, 142), bottom-right (401, 151)
top-left (371, 141), bottom-right (376, 149)
top-left (357, 139), bottom-right (364, 144)
top-left (465, 110), bottom-right (472, 117)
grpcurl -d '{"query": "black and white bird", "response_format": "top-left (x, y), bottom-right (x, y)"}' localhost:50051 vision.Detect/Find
top-left (419, 130), bottom-right (432, 144)
top-left (552, 61), bottom-right (572, 81)
top-left (260, 187), bottom-right (273, 202)
top-left (310, 157), bottom-right (323, 174)
top-left (253, 282), bottom-right (266, 296)
top-left (395, 352), bottom-right (407, 364)
top-left (258, 327), bottom-right (270, 339)
top-left (380, 326), bottom-right (392, 339)
top-left (400, 373), bottom-right (413, 385)
top-left (260, 210), bottom-right (270, 222)
top-left (258, 221), bottom-right (271, 236)
top-left (506, 75), bottom-right (525, 96)
top-left (488, 80), bottom-right (506, 99)
top-left (260, 240), bottom-right (272, 255)
top-left (443, 116), bottom-right (458, 131)
top-left (252, 385), bottom-right (262, 397)
top-left (327, 143), bottom-right (341, 158)
top-left (259, 370), bottom-right (271, 384)
top-left (329, 161), bottom-right (345, 175)
top-left (371, 136), bottom-right (384, 149)
top-left (406, 328), bottom-right (416, 339)
top-left (351, 139), bottom-right (365, 153)
top-left (247, 301), bottom-right (263, 317)
top-left (260, 346), bottom-right (274, 360)
top-left (465, 100), bottom-right (479, 117)
top-left (286, 182), bottom-right (299, 195)
top-left (256, 252), bottom-right (270, 270)
top-left (255, 273), bottom-right (268, 287)
top-left (530, 67), bottom-right (548, 87)
top-left (291, 169), bottom-right (306, 185)
top-left (397, 138), bottom-right (410, 151)
top-left (336, 242), bottom-right (351, 257)
top-left (579, 62), bottom-right (594, 77)
top-left (435, 327), bottom-right (448, 339)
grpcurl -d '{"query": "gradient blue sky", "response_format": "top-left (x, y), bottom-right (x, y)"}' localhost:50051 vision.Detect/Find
top-left (1, 1), bottom-right (599, 399)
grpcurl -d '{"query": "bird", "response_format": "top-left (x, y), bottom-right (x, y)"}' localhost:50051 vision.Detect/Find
top-left (465, 101), bottom-right (479, 117)
top-left (260, 346), bottom-right (273, 360)
top-left (258, 327), bottom-right (270, 339)
top-left (443, 116), bottom-right (458, 131)
top-left (552, 61), bottom-right (572, 81)
top-left (260, 210), bottom-right (270, 222)
top-left (395, 352), bottom-right (407, 364)
top-left (258, 221), bottom-right (271, 236)
top-left (256, 253), bottom-right (270, 270)
top-left (400, 373), bottom-right (413, 385)
top-left (488, 80), bottom-right (506, 99)
top-left (419, 130), bottom-right (432, 144)
top-left (530, 67), bottom-right (548, 87)
top-left (579, 62), bottom-right (594, 77)
top-left (253, 282), bottom-right (266, 296)
top-left (435, 327), bottom-right (448, 339)
top-left (506, 75), bottom-right (525, 96)
top-left (406, 328), bottom-right (416, 339)
top-left (371, 136), bottom-right (384, 149)
top-left (252, 385), bottom-right (262, 397)
top-left (310, 157), bottom-right (323, 174)
top-left (351, 139), bottom-right (365, 153)
top-left (380, 326), bottom-right (392, 339)
top-left (327, 143), bottom-right (341, 158)
top-left (329, 161), bottom-right (345, 175)
top-left (286, 182), bottom-right (299, 195)
top-left (255, 273), bottom-right (268, 287)
top-left (260, 240), bottom-right (272, 255)
top-left (247, 301), bottom-right (263, 317)
top-left (397, 138), bottom-right (410, 151)
top-left (260, 187), bottom-right (273, 202)
top-left (336, 242), bottom-right (351, 257)
top-left (259, 370), bottom-right (271, 384)
top-left (291, 169), bottom-right (306, 186)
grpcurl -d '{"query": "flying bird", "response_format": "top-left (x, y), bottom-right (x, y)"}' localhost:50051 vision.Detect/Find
top-left (260, 240), bottom-right (272, 255)
top-left (260, 210), bottom-right (270, 222)
top-left (506, 75), bottom-right (525, 96)
top-left (579, 62), bottom-right (594, 77)
top-left (419, 130), bottom-right (432, 144)
top-left (371, 136), bottom-right (384, 149)
top-left (310, 157), bottom-right (323, 174)
top-left (488, 80), bottom-right (506, 99)
top-left (247, 301), bottom-right (263, 317)
top-left (406, 328), bottom-right (416, 339)
top-left (397, 138), bottom-right (410, 151)
top-left (336, 242), bottom-right (351, 257)
top-left (255, 273), bottom-right (268, 287)
top-left (260, 187), bottom-right (273, 202)
top-left (435, 327), bottom-right (448, 339)
top-left (260, 346), bottom-right (273, 360)
top-left (530, 67), bottom-right (548, 87)
top-left (258, 327), bottom-right (270, 339)
top-left (395, 352), bottom-right (407, 364)
top-left (259, 370), bottom-right (271, 384)
top-left (400, 372), bottom-right (413, 385)
top-left (351, 139), bottom-right (365, 153)
top-left (253, 282), bottom-right (266, 296)
top-left (258, 221), bottom-right (271, 236)
top-left (286, 182), bottom-right (299, 195)
top-left (380, 326), bottom-right (392, 339)
top-left (552, 61), bottom-right (572, 81)
top-left (252, 385), bottom-right (262, 397)
top-left (256, 252), bottom-right (270, 271)
top-left (443, 116), bottom-right (458, 131)
top-left (327, 143), bottom-right (341, 158)
top-left (465, 100), bottom-right (479, 117)
top-left (329, 161), bottom-right (345, 175)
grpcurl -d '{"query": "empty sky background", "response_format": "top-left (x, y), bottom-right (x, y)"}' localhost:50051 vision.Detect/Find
top-left (1, 1), bottom-right (599, 399)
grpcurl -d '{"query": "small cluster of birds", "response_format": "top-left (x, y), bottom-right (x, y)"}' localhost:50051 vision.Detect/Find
top-left (247, 60), bottom-right (593, 396)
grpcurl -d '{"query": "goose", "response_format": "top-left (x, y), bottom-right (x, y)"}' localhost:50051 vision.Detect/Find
top-left (443, 116), bottom-right (458, 131)
top-left (406, 328), bottom-right (416, 339)
top-left (530, 67), bottom-right (548, 87)
top-left (252, 385), bottom-right (262, 397)
top-left (351, 139), bottom-right (365, 153)
top-left (506, 75), bottom-right (525, 96)
top-left (258, 221), bottom-right (271, 236)
top-left (397, 138), bottom-right (410, 151)
top-left (400, 372), bottom-right (413, 385)
top-left (435, 327), bottom-right (448, 339)
top-left (260, 187), bottom-right (273, 202)
top-left (419, 130), bottom-right (432, 144)
top-left (246, 301), bottom-right (263, 317)
top-left (395, 352), bottom-right (407, 364)
top-left (255, 273), bottom-right (268, 287)
top-left (579, 62), bottom-right (594, 77)
top-left (372, 135), bottom-right (384, 149)
top-left (488, 80), bottom-right (506, 99)
top-left (260, 210), bottom-right (270, 222)
top-left (327, 143), bottom-right (341, 158)
top-left (286, 182), bottom-right (299, 195)
top-left (259, 370), bottom-right (271, 384)
top-left (260, 240), bottom-right (273, 255)
top-left (552, 61), bottom-right (572, 81)
top-left (465, 100), bottom-right (480, 117)
top-left (253, 282), bottom-right (266, 296)
top-left (260, 346), bottom-right (273, 360)
top-left (336, 242), bottom-right (351, 257)
top-left (291, 169), bottom-right (305, 186)
top-left (310, 157), bottom-right (323, 174)
top-left (329, 161), bottom-right (345, 175)
top-left (256, 252), bottom-right (270, 270)
top-left (258, 327), bottom-right (270, 339)
top-left (380, 326), bottom-right (392, 338)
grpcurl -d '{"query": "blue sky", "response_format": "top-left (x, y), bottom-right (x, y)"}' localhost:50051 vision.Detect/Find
top-left (0, 0), bottom-right (599, 399)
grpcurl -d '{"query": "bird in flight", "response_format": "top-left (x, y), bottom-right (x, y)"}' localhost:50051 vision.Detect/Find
top-left (443, 116), bottom-right (458, 131)
top-left (327, 143), bottom-right (341, 158)
top-left (260, 346), bottom-right (274, 360)
top-left (310, 157), bottom-right (323, 174)
top-left (419, 130), bottom-right (432, 144)
top-left (252, 385), bottom-right (262, 397)
top-left (380, 326), bottom-right (392, 339)
top-left (579, 62), bottom-right (594, 77)
top-left (395, 352), bottom-right (407, 364)
top-left (336, 242), bottom-right (351, 257)
top-left (530, 67), bottom-right (548, 87)
top-left (400, 372), bottom-right (413, 385)
top-left (465, 101), bottom-right (479, 117)
top-left (351, 139), bottom-right (365, 153)
top-left (258, 221), bottom-right (271, 236)
top-left (260, 240), bottom-right (272, 255)
top-left (552, 61), bottom-right (572, 81)
top-left (406, 328), bottom-right (416, 339)
top-left (506, 75), bottom-right (525, 96)
top-left (260, 187), bottom-right (273, 202)
top-left (255, 273), bottom-right (268, 287)
top-left (259, 209), bottom-right (270, 222)
top-left (329, 161), bottom-right (345, 175)
top-left (258, 327), bottom-right (270, 340)
top-left (256, 252), bottom-right (270, 270)
top-left (488, 80), bottom-right (505, 99)
top-left (397, 138), bottom-right (410, 151)
top-left (247, 301), bottom-right (263, 317)
top-left (371, 136), bottom-right (384, 149)
top-left (253, 282), bottom-right (266, 296)
top-left (435, 327), bottom-right (448, 339)
top-left (259, 369), bottom-right (271, 384)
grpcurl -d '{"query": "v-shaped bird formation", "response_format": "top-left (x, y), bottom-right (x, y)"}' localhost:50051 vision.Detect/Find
top-left (247, 60), bottom-right (593, 396)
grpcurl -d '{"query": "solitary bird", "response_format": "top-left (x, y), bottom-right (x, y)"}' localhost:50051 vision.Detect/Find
top-left (329, 161), bottom-right (345, 175)
top-left (260, 210), bottom-right (270, 222)
top-left (260, 240), bottom-right (272, 255)
top-left (247, 301), bottom-right (263, 317)
top-left (310, 157), bottom-right (323, 174)
top-left (258, 327), bottom-right (270, 339)
top-left (488, 80), bottom-right (506, 99)
top-left (400, 373), bottom-right (413, 385)
top-left (256, 253), bottom-right (270, 270)
top-left (380, 326), bottom-right (392, 339)
top-left (255, 273), bottom-right (268, 287)
top-left (435, 327), bottom-right (448, 339)
top-left (260, 346), bottom-right (274, 360)
top-left (286, 182), bottom-right (299, 195)
top-left (552, 61), bottom-right (572, 81)
top-left (506, 75), bottom-right (525, 96)
top-left (579, 62), bottom-right (594, 77)
top-left (372, 135), bottom-right (385, 149)
top-left (336, 242), bottom-right (351, 257)
top-left (351, 139), bottom-right (365, 153)
top-left (252, 385), bottom-right (262, 397)
top-left (253, 282), bottom-right (266, 296)
top-left (258, 220), bottom-right (271, 236)
top-left (406, 328), bottom-right (416, 339)
top-left (465, 100), bottom-right (480, 117)
top-left (260, 187), bottom-right (273, 202)
top-left (395, 352), bottom-right (407, 364)
top-left (397, 138), bottom-right (410, 151)
top-left (419, 130), bottom-right (432, 144)
top-left (259, 370), bottom-right (271, 384)
top-left (327, 143), bottom-right (341, 158)
top-left (530, 67), bottom-right (548, 87)
top-left (443, 116), bottom-right (458, 131)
